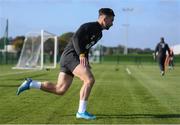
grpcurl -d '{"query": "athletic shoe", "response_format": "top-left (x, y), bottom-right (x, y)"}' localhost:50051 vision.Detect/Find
top-left (16, 78), bottom-right (32, 95)
top-left (161, 71), bottom-right (165, 76)
top-left (76, 111), bottom-right (96, 120)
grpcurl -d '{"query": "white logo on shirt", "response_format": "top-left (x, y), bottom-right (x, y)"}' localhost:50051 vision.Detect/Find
top-left (161, 43), bottom-right (165, 48)
top-left (90, 35), bottom-right (96, 40)
top-left (86, 41), bottom-right (95, 49)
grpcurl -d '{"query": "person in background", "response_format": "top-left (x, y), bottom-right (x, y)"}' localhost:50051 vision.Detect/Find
top-left (168, 48), bottom-right (174, 70)
top-left (154, 37), bottom-right (171, 76)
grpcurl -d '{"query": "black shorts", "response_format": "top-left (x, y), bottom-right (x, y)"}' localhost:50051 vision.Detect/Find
top-left (60, 52), bottom-right (80, 77)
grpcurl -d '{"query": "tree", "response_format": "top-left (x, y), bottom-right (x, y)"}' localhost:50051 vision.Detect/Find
top-left (0, 37), bottom-right (10, 50)
top-left (12, 36), bottom-right (25, 51)
top-left (11, 36), bottom-right (25, 59)
top-left (44, 38), bottom-right (56, 63)
top-left (58, 32), bottom-right (74, 55)
top-left (0, 37), bottom-right (5, 49)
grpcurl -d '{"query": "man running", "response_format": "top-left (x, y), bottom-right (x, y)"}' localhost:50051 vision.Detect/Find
top-left (154, 37), bottom-right (171, 76)
top-left (168, 48), bottom-right (174, 70)
top-left (17, 8), bottom-right (115, 120)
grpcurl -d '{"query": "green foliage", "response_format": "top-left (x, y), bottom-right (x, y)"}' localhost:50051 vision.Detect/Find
top-left (58, 32), bottom-right (74, 54)
top-left (44, 38), bottom-right (55, 52)
top-left (0, 37), bottom-right (4, 49)
top-left (11, 36), bottom-right (25, 51)
top-left (0, 37), bottom-right (9, 49)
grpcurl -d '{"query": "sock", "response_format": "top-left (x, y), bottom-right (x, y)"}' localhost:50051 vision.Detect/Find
top-left (29, 80), bottom-right (41, 89)
top-left (78, 100), bottom-right (87, 113)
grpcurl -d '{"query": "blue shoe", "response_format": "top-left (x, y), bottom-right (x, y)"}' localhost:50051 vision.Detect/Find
top-left (76, 111), bottom-right (96, 120)
top-left (16, 78), bottom-right (32, 95)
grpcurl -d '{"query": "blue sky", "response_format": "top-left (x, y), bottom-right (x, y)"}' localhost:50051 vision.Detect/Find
top-left (0, 0), bottom-right (180, 49)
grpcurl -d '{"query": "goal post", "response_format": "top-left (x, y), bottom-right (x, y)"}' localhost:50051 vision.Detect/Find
top-left (13, 30), bottom-right (58, 70)
top-left (41, 30), bottom-right (58, 69)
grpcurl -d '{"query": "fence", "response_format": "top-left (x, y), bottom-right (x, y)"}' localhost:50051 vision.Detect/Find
top-left (101, 54), bottom-right (180, 66)
top-left (0, 52), bottom-right (180, 65)
top-left (0, 52), bottom-right (18, 64)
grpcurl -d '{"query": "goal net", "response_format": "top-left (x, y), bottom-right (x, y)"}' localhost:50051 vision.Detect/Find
top-left (13, 30), bottom-right (57, 70)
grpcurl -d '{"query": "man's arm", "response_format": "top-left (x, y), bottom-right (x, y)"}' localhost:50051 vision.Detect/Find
top-left (154, 44), bottom-right (159, 60)
top-left (72, 24), bottom-right (89, 66)
top-left (72, 25), bottom-right (88, 56)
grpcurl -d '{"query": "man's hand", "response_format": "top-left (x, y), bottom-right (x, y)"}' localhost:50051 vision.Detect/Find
top-left (153, 55), bottom-right (156, 60)
top-left (153, 53), bottom-right (156, 61)
top-left (79, 54), bottom-right (88, 67)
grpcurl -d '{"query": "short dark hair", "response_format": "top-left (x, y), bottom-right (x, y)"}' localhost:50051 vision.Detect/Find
top-left (99, 8), bottom-right (115, 17)
top-left (160, 37), bottom-right (165, 43)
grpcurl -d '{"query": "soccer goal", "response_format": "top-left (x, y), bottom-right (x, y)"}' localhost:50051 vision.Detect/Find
top-left (13, 30), bottom-right (58, 70)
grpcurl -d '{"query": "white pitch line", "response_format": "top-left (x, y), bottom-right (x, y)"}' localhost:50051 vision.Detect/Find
top-left (126, 67), bottom-right (131, 75)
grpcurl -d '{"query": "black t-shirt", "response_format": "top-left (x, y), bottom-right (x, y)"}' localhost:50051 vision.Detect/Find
top-left (63, 22), bottom-right (103, 58)
top-left (155, 42), bottom-right (170, 57)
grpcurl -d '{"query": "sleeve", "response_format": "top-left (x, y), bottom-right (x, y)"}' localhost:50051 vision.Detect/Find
top-left (155, 43), bottom-right (159, 55)
top-left (72, 24), bottom-right (89, 56)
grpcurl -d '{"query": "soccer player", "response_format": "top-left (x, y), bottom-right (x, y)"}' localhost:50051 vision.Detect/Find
top-left (154, 37), bottom-right (171, 76)
top-left (16, 8), bottom-right (115, 120)
top-left (168, 48), bottom-right (174, 70)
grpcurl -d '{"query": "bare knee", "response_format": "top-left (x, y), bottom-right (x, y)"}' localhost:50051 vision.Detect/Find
top-left (55, 85), bottom-right (67, 95)
top-left (84, 77), bottom-right (95, 86)
top-left (43, 81), bottom-right (51, 87)
top-left (56, 90), bottom-right (66, 95)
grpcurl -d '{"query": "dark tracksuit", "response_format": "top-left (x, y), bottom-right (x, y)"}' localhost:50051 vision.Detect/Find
top-left (155, 42), bottom-right (170, 72)
top-left (60, 22), bottom-right (103, 76)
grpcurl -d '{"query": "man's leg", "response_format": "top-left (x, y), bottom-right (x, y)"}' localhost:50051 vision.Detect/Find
top-left (158, 56), bottom-right (164, 76)
top-left (41, 72), bottom-right (73, 95)
top-left (17, 72), bottom-right (73, 95)
top-left (72, 64), bottom-right (96, 119)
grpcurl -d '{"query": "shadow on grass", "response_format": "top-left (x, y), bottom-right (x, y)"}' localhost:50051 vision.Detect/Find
top-left (49, 113), bottom-right (180, 120)
top-left (96, 114), bottom-right (180, 119)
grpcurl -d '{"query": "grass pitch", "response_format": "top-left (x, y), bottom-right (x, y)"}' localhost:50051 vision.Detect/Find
top-left (0, 64), bottom-right (180, 124)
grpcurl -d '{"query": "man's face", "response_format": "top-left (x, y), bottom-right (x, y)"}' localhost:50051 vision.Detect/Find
top-left (103, 15), bottom-right (114, 30)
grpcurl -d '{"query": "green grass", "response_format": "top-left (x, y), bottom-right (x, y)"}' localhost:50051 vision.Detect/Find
top-left (0, 63), bottom-right (180, 124)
